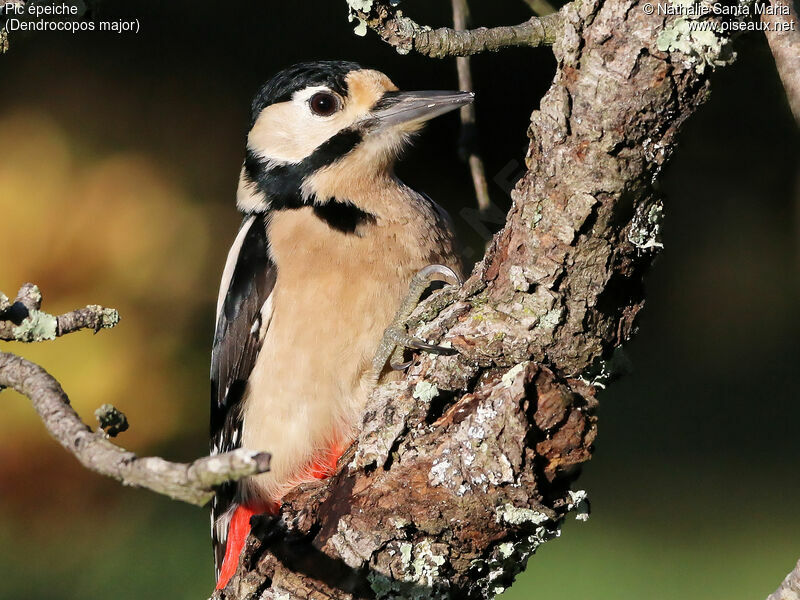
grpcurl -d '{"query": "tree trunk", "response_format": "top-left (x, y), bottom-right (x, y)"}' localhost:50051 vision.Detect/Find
top-left (214, 0), bottom-right (732, 598)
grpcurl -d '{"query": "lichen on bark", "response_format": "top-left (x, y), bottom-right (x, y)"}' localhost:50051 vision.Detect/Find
top-left (212, 0), bottom-right (732, 596)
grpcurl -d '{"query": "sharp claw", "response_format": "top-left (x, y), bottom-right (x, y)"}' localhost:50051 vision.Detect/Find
top-left (415, 264), bottom-right (462, 286)
top-left (390, 360), bottom-right (414, 371)
top-left (407, 339), bottom-right (458, 356)
top-left (370, 264), bottom-right (462, 383)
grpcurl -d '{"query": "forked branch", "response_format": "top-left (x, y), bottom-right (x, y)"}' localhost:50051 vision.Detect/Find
top-left (0, 285), bottom-right (270, 506)
top-left (349, 0), bottom-right (563, 57)
top-left (0, 283), bottom-right (119, 342)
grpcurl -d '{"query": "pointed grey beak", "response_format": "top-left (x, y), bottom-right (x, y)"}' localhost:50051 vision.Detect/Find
top-left (370, 90), bottom-right (475, 128)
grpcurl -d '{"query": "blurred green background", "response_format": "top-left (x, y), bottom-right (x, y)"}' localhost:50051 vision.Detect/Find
top-left (1, 1), bottom-right (798, 598)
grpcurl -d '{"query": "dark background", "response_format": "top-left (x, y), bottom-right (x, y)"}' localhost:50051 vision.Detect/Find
top-left (0, 1), bottom-right (798, 598)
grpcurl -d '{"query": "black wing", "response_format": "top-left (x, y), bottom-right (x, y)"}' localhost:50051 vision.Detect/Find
top-left (209, 213), bottom-right (276, 576)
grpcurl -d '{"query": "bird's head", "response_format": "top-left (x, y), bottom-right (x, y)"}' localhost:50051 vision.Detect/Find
top-left (237, 60), bottom-right (474, 213)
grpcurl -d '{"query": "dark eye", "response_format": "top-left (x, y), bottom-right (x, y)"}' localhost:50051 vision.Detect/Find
top-left (309, 92), bottom-right (339, 117)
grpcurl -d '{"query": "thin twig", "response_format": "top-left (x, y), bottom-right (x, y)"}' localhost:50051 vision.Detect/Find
top-left (0, 351), bottom-right (270, 506)
top-left (767, 558), bottom-right (800, 600)
top-left (13, 282), bottom-right (42, 312)
top-left (762, 0), bottom-right (800, 125)
top-left (56, 304), bottom-right (120, 336)
top-left (0, 284), bottom-right (270, 505)
top-left (0, 283), bottom-right (119, 342)
top-left (452, 0), bottom-right (491, 212)
top-left (351, 1), bottom-right (563, 58)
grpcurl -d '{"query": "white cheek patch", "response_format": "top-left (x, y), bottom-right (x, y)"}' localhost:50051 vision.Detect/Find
top-left (246, 86), bottom-right (359, 165)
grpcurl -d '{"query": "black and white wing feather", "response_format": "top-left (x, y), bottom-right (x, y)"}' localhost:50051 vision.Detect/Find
top-left (210, 213), bottom-right (276, 576)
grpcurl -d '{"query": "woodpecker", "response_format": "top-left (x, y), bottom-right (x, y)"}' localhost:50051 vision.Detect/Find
top-left (210, 60), bottom-right (472, 588)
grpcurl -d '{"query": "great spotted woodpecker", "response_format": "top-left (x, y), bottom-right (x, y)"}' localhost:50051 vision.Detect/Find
top-left (210, 60), bottom-right (472, 588)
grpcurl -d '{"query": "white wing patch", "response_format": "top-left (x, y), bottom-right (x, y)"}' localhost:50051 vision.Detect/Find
top-left (258, 295), bottom-right (274, 342)
top-left (216, 214), bottom-right (257, 322)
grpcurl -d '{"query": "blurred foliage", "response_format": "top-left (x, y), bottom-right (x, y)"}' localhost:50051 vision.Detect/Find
top-left (0, 1), bottom-right (798, 599)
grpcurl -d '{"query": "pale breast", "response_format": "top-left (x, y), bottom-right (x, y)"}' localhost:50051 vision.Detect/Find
top-left (241, 193), bottom-right (459, 504)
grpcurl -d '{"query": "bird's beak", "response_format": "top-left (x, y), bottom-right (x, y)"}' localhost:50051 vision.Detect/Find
top-left (369, 90), bottom-right (475, 129)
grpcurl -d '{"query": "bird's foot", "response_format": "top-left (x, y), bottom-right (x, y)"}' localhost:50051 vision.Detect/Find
top-left (371, 264), bottom-right (461, 383)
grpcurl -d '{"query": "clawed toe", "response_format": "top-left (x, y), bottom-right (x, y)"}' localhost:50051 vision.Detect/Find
top-left (369, 264), bottom-right (461, 385)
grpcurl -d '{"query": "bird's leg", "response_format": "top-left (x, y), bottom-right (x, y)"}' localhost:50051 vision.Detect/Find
top-left (370, 264), bottom-right (461, 385)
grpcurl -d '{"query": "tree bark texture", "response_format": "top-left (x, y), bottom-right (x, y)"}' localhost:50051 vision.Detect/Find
top-left (214, 0), bottom-right (727, 597)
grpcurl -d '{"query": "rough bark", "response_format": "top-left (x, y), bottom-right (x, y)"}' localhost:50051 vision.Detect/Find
top-left (768, 559), bottom-right (800, 600)
top-left (214, 0), bottom-right (731, 598)
top-left (761, 0), bottom-right (800, 125)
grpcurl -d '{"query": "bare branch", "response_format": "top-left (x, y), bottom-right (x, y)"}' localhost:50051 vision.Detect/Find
top-left (0, 351), bottom-right (270, 506)
top-left (762, 0), bottom-right (800, 125)
top-left (767, 559), bottom-right (800, 600)
top-left (0, 283), bottom-right (119, 342)
top-left (350, 1), bottom-right (563, 57)
top-left (0, 284), bottom-right (269, 506)
top-left (452, 0), bottom-right (491, 211)
top-left (56, 304), bottom-right (121, 336)
top-left (0, 352), bottom-right (269, 506)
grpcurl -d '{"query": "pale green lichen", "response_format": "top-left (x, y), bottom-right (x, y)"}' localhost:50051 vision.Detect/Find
top-left (368, 539), bottom-right (449, 600)
top-left (90, 305), bottom-right (121, 329)
top-left (495, 503), bottom-right (550, 526)
top-left (629, 201), bottom-right (664, 251)
top-left (12, 310), bottom-right (57, 342)
top-left (26, 285), bottom-right (43, 305)
top-left (568, 489), bottom-right (591, 521)
top-left (368, 572), bottom-right (447, 600)
top-left (413, 380), bottom-right (439, 403)
top-left (347, 0), bottom-right (374, 10)
top-left (471, 520), bottom-right (563, 598)
top-left (411, 540), bottom-right (447, 587)
top-left (399, 541), bottom-right (413, 569)
top-left (498, 542), bottom-right (515, 558)
top-left (501, 363), bottom-right (527, 387)
top-left (656, 3), bottom-right (735, 74)
top-left (346, 0), bottom-right (373, 35)
top-left (537, 307), bottom-right (563, 330)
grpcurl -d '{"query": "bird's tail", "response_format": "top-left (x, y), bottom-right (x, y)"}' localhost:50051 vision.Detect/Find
top-left (215, 442), bottom-right (346, 590)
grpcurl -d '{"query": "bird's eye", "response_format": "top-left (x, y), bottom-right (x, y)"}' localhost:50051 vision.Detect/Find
top-left (309, 92), bottom-right (340, 117)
